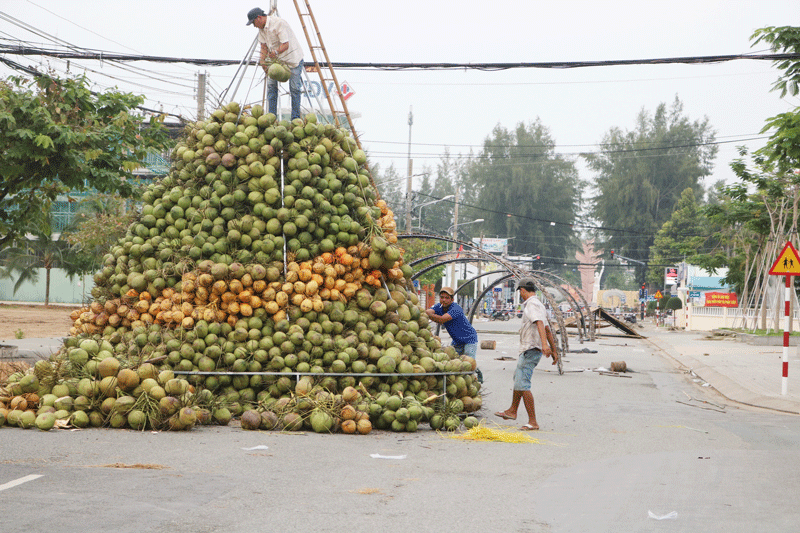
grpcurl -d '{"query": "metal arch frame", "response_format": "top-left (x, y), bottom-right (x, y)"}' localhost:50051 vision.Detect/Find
top-left (400, 234), bottom-right (570, 352)
top-left (410, 260), bottom-right (571, 354)
top-left (453, 270), bottom-right (507, 296)
top-left (399, 232), bottom-right (588, 354)
top-left (397, 233), bottom-right (527, 278)
top-left (519, 272), bottom-right (570, 354)
top-left (409, 250), bottom-right (476, 267)
top-left (462, 271), bottom-right (569, 355)
top-left (410, 256), bottom-right (484, 281)
top-left (469, 273), bottom-right (516, 322)
top-left (530, 270), bottom-right (594, 342)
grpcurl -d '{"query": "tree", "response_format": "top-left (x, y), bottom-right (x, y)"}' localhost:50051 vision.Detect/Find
top-left (396, 237), bottom-right (449, 286)
top-left (751, 27), bottom-right (800, 174)
top-left (587, 97), bottom-right (717, 272)
top-left (63, 193), bottom-right (139, 279)
top-left (698, 148), bottom-right (800, 329)
top-left (0, 220), bottom-right (73, 306)
top-left (751, 26), bottom-right (800, 98)
top-left (0, 74), bottom-right (168, 248)
top-left (469, 120), bottom-right (582, 259)
top-left (603, 267), bottom-right (638, 291)
top-left (665, 296), bottom-right (683, 311)
top-left (691, 26), bottom-right (800, 322)
top-left (647, 187), bottom-right (707, 285)
top-left (372, 163), bottom-right (405, 223)
top-left (421, 150), bottom-right (459, 235)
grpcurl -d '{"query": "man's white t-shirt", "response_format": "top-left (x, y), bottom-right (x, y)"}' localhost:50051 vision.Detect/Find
top-left (519, 293), bottom-right (548, 353)
top-left (258, 16), bottom-right (303, 68)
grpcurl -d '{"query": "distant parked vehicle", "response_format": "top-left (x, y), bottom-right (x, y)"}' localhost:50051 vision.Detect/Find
top-left (489, 310), bottom-right (510, 321)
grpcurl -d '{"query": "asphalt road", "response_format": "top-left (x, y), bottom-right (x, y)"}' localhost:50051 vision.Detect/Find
top-left (2, 319), bottom-right (799, 532)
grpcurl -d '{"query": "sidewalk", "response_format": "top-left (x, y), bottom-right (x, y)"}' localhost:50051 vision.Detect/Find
top-left (0, 337), bottom-right (65, 361)
top-left (642, 322), bottom-right (800, 415)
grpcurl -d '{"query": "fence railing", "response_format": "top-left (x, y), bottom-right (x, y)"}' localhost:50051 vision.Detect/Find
top-left (686, 305), bottom-right (800, 331)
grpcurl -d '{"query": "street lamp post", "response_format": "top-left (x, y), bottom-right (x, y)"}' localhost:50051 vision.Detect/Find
top-left (446, 218), bottom-right (484, 236)
top-left (447, 218), bottom-right (484, 288)
top-left (415, 195), bottom-right (454, 230)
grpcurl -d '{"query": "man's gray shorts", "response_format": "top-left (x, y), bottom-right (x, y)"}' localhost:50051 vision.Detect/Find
top-left (514, 348), bottom-right (542, 391)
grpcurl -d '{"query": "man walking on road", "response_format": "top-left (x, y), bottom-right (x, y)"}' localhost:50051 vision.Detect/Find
top-left (247, 7), bottom-right (304, 120)
top-left (495, 277), bottom-right (558, 430)
top-left (426, 287), bottom-right (482, 382)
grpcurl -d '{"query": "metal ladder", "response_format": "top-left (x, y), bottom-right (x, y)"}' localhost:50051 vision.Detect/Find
top-left (291, 0), bottom-right (362, 151)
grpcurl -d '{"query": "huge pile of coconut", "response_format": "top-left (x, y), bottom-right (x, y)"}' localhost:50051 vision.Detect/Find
top-left (0, 103), bottom-right (481, 434)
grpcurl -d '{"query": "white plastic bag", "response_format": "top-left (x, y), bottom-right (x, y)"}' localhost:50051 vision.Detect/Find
top-left (648, 510), bottom-right (678, 520)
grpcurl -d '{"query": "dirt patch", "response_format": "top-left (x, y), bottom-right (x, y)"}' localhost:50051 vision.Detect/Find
top-left (0, 304), bottom-right (79, 340)
top-left (96, 463), bottom-right (169, 470)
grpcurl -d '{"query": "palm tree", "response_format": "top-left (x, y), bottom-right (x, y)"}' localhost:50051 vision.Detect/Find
top-left (0, 220), bottom-right (72, 306)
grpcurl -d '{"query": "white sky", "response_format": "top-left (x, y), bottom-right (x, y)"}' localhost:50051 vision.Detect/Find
top-left (1, 0), bottom-right (798, 192)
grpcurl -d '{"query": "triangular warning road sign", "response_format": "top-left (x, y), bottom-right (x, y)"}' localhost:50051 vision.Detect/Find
top-left (769, 241), bottom-right (800, 276)
top-left (654, 290), bottom-right (663, 299)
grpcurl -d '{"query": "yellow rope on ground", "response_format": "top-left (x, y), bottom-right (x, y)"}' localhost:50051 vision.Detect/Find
top-left (443, 421), bottom-right (542, 444)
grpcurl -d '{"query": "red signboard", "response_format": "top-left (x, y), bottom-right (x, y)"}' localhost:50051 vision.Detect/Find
top-left (704, 292), bottom-right (738, 308)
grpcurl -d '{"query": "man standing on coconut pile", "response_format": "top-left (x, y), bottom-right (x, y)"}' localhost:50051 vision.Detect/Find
top-left (425, 287), bottom-right (482, 383)
top-left (246, 7), bottom-right (304, 120)
top-left (495, 277), bottom-right (558, 430)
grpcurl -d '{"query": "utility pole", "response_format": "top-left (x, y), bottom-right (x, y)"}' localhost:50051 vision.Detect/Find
top-left (476, 232), bottom-right (484, 303)
top-left (450, 186), bottom-right (459, 288)
top-left (404, 106), bottom-right (414, 233)
top-left (197, 72), bottom-right (207, 120)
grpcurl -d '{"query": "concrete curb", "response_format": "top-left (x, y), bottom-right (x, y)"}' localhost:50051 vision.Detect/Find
top-left (0, 337), bottom-right (65, 362)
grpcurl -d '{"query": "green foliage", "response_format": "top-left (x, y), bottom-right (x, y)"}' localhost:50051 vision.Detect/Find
top-left (665, 296), bottom-right (683, 311)
top-left (469, 120), bottom-right (582, 259)
top-left (647, 188), bottom-right (707, 285)
top-left (398, 237), bottom-right (450, 286)
top-left (758, 111), bottom-right (800, 173)
top-left (425, 150), bottom-right (460, 235)
top-left (63, 193), bottom-right (138, 278)
top-left (0, 74), bottom-right (169, 248)
top-left (751, 26), bottom-right (800, 98)
top-left (698, 147), bottom-right (800, 294)
top-left (750, 27), bottom-right (800, 186)
top-left (603, 267), bottom-right (638, 291)
top-left (373, 163), bottom-right (406, 228)
top-left (0, 219), bottom-right (74, 305)
top-left (587, 97), bottom-right (717, 270)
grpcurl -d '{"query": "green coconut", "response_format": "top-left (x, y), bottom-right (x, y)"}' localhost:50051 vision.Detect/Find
top-left (53, 396), bottom-right (73, 411)
top-left (310, 409), bottom-right (334, 433)
top-left (463, 416), bottom-right (479, 429)
top-left (127, 409), bottom-right (148, 430)
top-left (19, 410), bottom-right (37, 429)
top-left (7, 410), bottom-right (22, 427)
top-left (213, 407), bottom-right (232, 426)
top-left (35, 412), bottom-right (56, 431)
top-left (178, 407), bottom-right (197, 427)
top-left (71, 410), bottom-right (90, 428)
top-left (267, 63), bottom-right (291, 82)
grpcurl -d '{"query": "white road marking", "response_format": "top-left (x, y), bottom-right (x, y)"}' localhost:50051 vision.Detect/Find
top-left (0, 474), bottom-right (43, 492)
